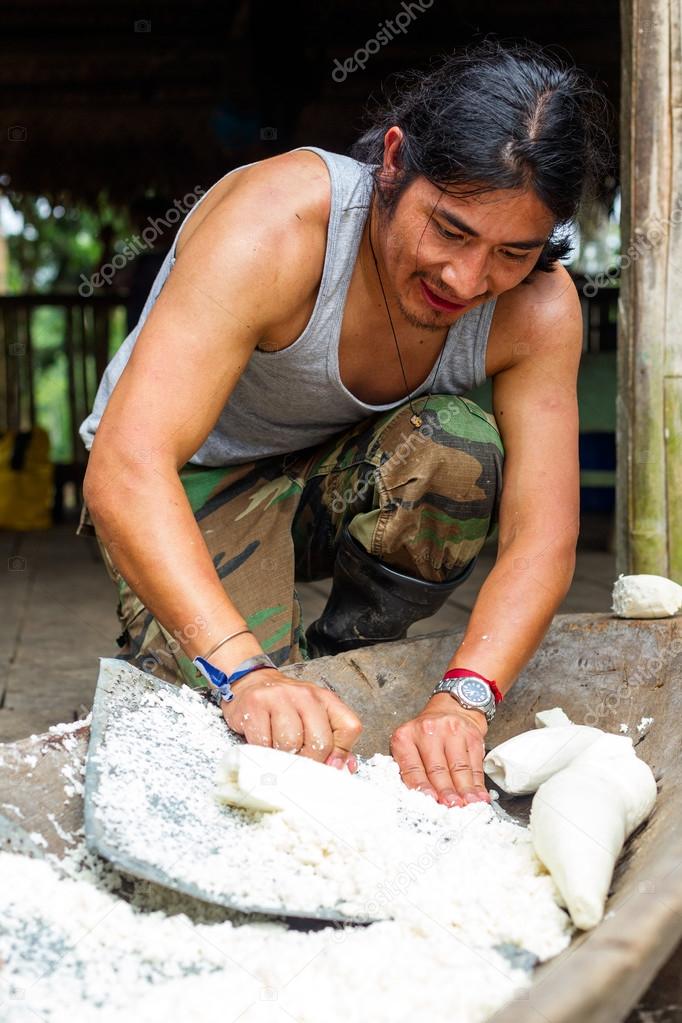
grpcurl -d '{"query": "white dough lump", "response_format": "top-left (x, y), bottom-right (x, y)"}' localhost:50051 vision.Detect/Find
top-left (483, 722), bottom-right (603, 794)
top-left (612, 573), bottom-right (682, 618)
top-left (484, 708), bottom-right (657, 930)
top-left (530, 733), bottom-right (657, 929)
top-left (215, 743), bottom-right (397, 830)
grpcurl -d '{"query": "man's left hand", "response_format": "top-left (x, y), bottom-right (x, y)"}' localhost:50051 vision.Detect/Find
top-left (390, 694), bottom-right (491, 808)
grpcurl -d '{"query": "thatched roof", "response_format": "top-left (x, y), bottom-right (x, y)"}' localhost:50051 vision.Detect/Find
top-left (0, 0), bottom-right (621, 207)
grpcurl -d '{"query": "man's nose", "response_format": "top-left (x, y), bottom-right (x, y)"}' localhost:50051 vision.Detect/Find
top-left (441, 251), bottom-right (489, 302)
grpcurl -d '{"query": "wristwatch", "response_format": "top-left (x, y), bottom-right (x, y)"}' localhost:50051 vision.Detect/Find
top-left (431, 668), bottom-right (502, 724)
top-left (193, 653), bottom-right (277, 705)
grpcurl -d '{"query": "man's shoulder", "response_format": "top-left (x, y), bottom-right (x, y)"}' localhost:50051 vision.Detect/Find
top-left (177, 149), bottom-right (332, 263)
top-left (174, 150), bottom-right (334, 334)
top-left (488, 264), bottom-right (583, 373)
top-left (214, 149), bottom-right (332, 232)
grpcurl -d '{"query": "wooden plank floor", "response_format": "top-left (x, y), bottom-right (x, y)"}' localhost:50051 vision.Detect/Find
top-left (1, 520), bottom-right (615, 743)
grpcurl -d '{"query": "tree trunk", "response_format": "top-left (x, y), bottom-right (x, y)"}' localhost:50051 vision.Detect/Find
top-left (617, 0), bottom-right (682, 581)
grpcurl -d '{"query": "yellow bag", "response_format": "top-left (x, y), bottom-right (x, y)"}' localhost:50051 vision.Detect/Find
top-left (0, 427), bottom-right (54, 530)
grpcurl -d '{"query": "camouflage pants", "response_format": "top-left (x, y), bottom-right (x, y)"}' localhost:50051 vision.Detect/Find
top-left (78, 395), bottom-right (504, 688)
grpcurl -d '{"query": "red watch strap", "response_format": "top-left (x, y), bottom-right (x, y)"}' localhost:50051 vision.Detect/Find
top-left (442, 668), bottom-right (504, 705)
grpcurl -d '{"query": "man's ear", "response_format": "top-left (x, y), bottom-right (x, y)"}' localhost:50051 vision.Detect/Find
top-left (382, 125), bottom-right (405, 177)
top-left (376, 126), bottom-right (408, 210)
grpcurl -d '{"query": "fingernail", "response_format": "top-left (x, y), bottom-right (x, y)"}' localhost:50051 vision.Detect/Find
top-left (465, 792), bottom-right (479, 804)
top-left (441, 794), bottom-right (459, 808)
top-left (477, 789), bottom-right (490, 802)
top-left (347, 756), bottom-right (358, 773)
top-left (328, 756), bottom-right (345, 769)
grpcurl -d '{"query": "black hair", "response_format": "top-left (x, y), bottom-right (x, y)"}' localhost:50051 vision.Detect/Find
top-left (351, 39), bottom-right (616, 275)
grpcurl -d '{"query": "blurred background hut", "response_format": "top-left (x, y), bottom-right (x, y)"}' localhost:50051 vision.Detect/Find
top-left (0, 0), bottom-right (622, 532)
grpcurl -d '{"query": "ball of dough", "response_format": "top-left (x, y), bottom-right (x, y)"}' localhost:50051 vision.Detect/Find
top-left (612, 574), bottom-right (682, 618)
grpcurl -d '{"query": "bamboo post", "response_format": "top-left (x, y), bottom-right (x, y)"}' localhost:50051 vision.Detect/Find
top-left (617, 0), bottom-right (682, 581)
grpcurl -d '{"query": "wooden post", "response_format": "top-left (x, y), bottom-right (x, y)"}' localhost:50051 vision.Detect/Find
top-left (617, 0), bottom-right (682, 581)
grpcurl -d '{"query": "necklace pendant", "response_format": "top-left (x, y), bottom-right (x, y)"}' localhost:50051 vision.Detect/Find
top-left (410, 413), bottom-right (423, 429)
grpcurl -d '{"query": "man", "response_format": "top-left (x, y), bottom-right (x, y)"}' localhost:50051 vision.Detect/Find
top-left (79, 41), bottom-right (612, 809)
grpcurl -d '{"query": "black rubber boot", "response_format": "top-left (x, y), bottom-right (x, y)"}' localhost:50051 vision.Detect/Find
top-left (304, 524), bottom-right (477, 659)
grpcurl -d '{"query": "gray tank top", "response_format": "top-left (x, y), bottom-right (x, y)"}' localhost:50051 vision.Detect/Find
top-left (79, 146), bottom-right (497, 467)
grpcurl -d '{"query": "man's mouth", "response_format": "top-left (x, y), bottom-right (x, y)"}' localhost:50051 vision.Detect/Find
top-left (419, 280), bottom-right (468, 312)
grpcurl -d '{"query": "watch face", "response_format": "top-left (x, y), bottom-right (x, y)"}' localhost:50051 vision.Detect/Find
top-left (459, 678), bottom-right (490, 706)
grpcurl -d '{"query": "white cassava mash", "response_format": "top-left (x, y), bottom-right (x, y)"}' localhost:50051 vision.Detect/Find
top-left (0, 670), bottom-right (574, 1023)
top-left (611, 573), bottom-right (682, 618)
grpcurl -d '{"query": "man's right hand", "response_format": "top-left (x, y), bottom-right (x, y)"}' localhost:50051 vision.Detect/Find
top-left (222, 669), bottom-right (362, 772)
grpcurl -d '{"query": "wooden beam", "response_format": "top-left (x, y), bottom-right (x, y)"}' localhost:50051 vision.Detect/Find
top-left (617, 0), bottom-right (682, 581)
top-left (666, 0), bottom-right (682, 580)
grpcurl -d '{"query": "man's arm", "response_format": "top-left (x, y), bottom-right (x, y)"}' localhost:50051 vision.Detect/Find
top-left (84, 152), bottom-right (362, 767)
top-left (390, 270), bottom-right (583, 805)
top-left (445, 271), bottom-right (582, 688)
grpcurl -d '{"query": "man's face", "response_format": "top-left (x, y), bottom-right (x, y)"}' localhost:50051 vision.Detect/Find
top-left (378, 175), bottom-right (556, 331)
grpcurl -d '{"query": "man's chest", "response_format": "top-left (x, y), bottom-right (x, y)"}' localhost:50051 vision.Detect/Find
top-left (336, 300), bottom-right (450, 406)
top-left (257, 272), bottom-right (452, 407)
top-left (255, 255), bottom-right (523, 405)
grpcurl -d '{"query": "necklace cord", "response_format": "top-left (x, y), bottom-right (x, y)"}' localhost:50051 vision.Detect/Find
top-left (367, 200), bottom-right (449, 428)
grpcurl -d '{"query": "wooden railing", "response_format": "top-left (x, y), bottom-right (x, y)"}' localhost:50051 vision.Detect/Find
top-left (0, 277), bottom-right (619, 463)
top-left (1, 293), bottom-right (127, 466)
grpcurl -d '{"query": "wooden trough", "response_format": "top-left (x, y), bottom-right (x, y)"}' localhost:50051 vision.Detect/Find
top-left (1, 612), bottom-right (680, 1022)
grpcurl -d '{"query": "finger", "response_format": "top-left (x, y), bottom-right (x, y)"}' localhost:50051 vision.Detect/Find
top-left (413, 732), bottom-right (464, 808)
top-left (324, 748), bottom-right (355, 770)
top-left (465, 728), bottom-right (490, 802)
top-left (320, 692), bottom-right (363, 768)
top-left (325, 751), bottom-right (359, 772)
top-left (222, 698), bottom-right (251, 736)
top-left (234, 704), bottom-right (273, 748)
top-left (269, 706), bottom-right (304, 754)
top-left (444, 732), bottom-right (480, 804)
top-left (390, 729), bottom-right (438, 800)
top-left (297, 692), bottom-right (335, 763)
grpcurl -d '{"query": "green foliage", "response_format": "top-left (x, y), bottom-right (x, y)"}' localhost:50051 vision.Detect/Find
top-left (6, 192), bottom-right (131, 294)
top-left (4, 193), bottom-right (131, 461)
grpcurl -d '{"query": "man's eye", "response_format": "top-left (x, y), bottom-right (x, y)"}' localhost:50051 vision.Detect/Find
top-left (502, 250), bottom-right (528, 262)
top-left (436, 224), bottom-right (464, 241)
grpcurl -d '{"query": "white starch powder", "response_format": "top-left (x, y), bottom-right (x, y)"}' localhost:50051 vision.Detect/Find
top-left (0, 671), bottom-right (573, 1022)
